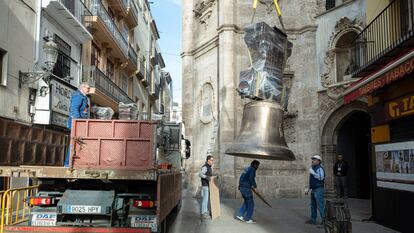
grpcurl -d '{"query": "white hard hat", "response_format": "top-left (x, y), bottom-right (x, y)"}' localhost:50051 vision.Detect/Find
top-left (311, 155), bottom-right (322, 162)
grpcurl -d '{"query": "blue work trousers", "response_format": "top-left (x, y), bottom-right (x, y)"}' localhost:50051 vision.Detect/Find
top-left (239, 188), bottom-right (254, 221)
top-left (201, 186), bottom-right (209, 214)
top-left (310, 187), bottom-right (325, 223)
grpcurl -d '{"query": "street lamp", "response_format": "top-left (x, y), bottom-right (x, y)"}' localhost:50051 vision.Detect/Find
top-left (19, 31), bottom-right (58, 87)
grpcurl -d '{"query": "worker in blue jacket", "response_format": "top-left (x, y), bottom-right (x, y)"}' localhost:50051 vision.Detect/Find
top-left (65, 82), bottom-right (90, 167)
top-left (236, 160), bottom-right (260, 224)
top-left (305, 155), bottom-right (326, 225)
top-left (67, 82), bottom-right (90, 129)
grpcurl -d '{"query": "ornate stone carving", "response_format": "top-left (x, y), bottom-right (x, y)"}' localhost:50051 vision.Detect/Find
top-left (321, 49), bottom-right (335, 87)
top-left (320, 17), bottom-right (363, 94)
top-left (193, 0), bottom-right (216, 30)
top-left (283, 110), bottom-right (298, 144)
top-left (325, 79), bottom-right (357, 100)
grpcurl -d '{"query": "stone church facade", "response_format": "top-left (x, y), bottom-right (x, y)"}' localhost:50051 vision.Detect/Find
top-left (182, 0), bottom-right (367, 198)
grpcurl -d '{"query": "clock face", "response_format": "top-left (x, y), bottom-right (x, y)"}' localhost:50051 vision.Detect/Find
top-left (199, 82), bottom-right (215, 123)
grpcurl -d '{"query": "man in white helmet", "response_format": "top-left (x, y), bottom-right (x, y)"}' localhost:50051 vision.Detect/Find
top-left (305, 155), bottom-right (325, 225)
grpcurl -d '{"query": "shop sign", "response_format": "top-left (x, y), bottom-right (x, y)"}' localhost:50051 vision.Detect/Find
top-left (344, 56), bottom-right (414, 103)
top-left (386, 94), bottom-right (414, 120)
top-left (375, 142), bottom-right (414, 193)
top-left (50, 79), bottom-right (75, 127)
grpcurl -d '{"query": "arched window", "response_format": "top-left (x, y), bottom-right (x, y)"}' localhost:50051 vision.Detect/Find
top-left (334, 31), bottom-right (358, 82)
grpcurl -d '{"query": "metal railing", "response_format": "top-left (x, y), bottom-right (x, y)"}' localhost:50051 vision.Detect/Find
top-left (0, 186), bottom-right (39, 233)
top-left (83, 66), bottom-right (133, 104)
top-left (128, 44), bottom-right (138, 67)
top-left (57, 0), bottom-right (92, 24)
top-left (87, 0), bottom-right (128, 56)
top-left (351, 0), bottom-right (414, 75)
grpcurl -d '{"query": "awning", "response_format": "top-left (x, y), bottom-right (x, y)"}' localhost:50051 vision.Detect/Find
top-left (344, 49), bottom-right (414, 104)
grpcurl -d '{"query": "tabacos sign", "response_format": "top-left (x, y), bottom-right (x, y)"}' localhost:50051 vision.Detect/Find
top-left (386, 94), bottom-right (414, 120)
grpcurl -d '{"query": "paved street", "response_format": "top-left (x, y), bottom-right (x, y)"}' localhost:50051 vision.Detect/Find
top-left (169, 189), bottom-right (399, 233)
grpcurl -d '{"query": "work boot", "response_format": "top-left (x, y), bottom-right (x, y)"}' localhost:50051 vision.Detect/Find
top-left (305, 219), bottom-right (316, 225)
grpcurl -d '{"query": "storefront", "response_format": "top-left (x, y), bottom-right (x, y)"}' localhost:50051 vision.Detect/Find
top-left (344, 51), bottom-right (414, 233)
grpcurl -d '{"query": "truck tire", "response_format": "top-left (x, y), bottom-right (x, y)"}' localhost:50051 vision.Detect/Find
top-left (158, 219), bottom-right (167, 233)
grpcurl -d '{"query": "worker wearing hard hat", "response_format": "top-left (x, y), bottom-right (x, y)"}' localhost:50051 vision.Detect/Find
top-left (305, 155), bottom-right (326, 225)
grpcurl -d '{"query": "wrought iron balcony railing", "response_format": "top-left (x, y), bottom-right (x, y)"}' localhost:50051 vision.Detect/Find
top-left (128, 44), bottom-right (138, 67)
top-left (87, 0), bottom-right (129, 56)
top-left (83, 66), bottom-right (133, 104)
top-left (57, 0), bottom-right (92, 24)
top-left (351, 0), bottom-right (414, 76)
top-left (139, 59), bottom-right (146, 78)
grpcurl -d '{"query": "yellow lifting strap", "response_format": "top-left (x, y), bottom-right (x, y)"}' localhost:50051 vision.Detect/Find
top-left (251, 0), bottom-right (285, 31)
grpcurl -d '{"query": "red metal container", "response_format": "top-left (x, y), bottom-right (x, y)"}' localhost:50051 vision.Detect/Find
top-left (70, 120), bottom-right (157, 170)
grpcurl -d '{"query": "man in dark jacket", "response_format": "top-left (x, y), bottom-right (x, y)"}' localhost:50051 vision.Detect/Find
top-left (236, 160), bottom-right (260, 224)
top-left (199, 155), bottom-right (214, 218)
top-left (333, 154), bottom-right (348, 198)
top-left (65, 83), bottom-right (90, 167)
top-left (305, 155), bottom-right (325, 225)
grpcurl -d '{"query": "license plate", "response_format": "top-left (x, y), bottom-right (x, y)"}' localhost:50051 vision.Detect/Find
top-left (66, 205), bottom-right (101, 214)
top-left (131, 215), bottom-right (157, 232)
top-left (31, 213), bottom-right (56, 226)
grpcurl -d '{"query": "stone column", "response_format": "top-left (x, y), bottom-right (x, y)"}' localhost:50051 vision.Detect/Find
top-left (182, 0), bottom-right (194, 149)
top-left (217, 0), bottom-right (238, 198)
top-left (181, 0), bottom-right (197, 193)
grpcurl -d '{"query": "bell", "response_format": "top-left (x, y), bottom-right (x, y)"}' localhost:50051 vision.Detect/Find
top-left (225, 100), bottom-right (295, 160)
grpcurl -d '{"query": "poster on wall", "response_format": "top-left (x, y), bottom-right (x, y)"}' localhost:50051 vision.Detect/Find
top-left (375, 141), bottom-right (414, 192)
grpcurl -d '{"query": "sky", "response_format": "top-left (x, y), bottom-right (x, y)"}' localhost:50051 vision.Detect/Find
top-left (151, 0), bottom-right (182, 105)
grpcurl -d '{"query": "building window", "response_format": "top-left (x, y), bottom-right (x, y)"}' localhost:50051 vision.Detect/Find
top-left (326, 0), bottom-right (336, 10)
top-left (91, 42), bottom-right (101, 69)
top-left (0, 48), bottom-right (7, 86)
top-left (52, 35), bottom-right (71, 80)
top-left (106, 59), bottom-right (114, 81)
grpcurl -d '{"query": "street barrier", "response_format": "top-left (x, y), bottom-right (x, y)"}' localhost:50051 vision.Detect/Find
top-left (0, 186), bottom-right (39, 233)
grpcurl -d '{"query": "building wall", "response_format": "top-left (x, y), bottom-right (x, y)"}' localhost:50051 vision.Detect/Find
top-left (366, 0), bottom-right (390, 23)
top-left (40, 11), bottom-right (83, 86)
top-left (183, 0), bottom-right (328, 198)
top-left (0, 0), bottom-right (38, 123)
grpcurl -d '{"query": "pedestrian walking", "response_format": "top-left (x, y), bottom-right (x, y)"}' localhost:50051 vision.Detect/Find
top-left (199, 155), bottom-right (214, 219)
top-left (333, 154), bottom-right (348, 198)
top-left (305, 155), bottom-right (325, 225)
top-left (236, 160), bottom-right (260, 224)
top-left (65, 82), bottom-right (90, 167)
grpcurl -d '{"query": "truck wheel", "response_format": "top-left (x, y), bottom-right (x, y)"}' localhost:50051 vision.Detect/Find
top-left (158, 219), bottom-right (167, 233)
top-left (172, 200), bottom-right (182, 214)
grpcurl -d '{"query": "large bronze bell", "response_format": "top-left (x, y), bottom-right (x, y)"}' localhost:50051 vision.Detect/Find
top-left (225, 101), bottom-right (294, 160)
top-left (225, 22), bottom-right (295, 161)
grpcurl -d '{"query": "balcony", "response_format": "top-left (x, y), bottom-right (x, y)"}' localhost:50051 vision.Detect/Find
top-left (128, 44), bottom-right (138, 68)
top-left (107, 0), bottom-right (128, 17)
top-left (351, 0), bottom-right (414, 77)
top-left (43, 0), bottom-right (93, 43)
top-left (85, 0), bottom-right (128, 58)
top-left (83, 66), bottom-right (133, 110)
top-left (136, 59), bottom-right (145, 80)
top-left (125, 0), bottom-right (138, 27)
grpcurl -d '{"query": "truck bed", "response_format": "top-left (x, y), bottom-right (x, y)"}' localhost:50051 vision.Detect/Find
top-left (0, 166), bottom-right (157, 180)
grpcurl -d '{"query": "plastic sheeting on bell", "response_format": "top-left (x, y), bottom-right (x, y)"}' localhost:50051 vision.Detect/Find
top-left (237, 22), bottom-right (292, 105)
